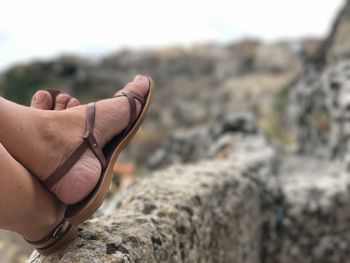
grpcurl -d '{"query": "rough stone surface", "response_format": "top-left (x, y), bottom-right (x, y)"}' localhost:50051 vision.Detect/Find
top-left (323, 0), bottom-right (350, 64)
top-left (263, 154), bottom-right (350, 263)
top-left (148, 112), bottom-right (260, 170)
top-left (27, 113), bottom-right (276, 263)
top-left (287, 0), bottom-right (350, 162)
top-left (254, 42), bottom-right (301, 73)
top-left (287, 59), bottom-right (350, 171)
top-left (271, 2), bottom-right (350, 261)
top-left (287, 60), bottom-right (350, 161)
top-left (28, 158), bottom-right (273, 263)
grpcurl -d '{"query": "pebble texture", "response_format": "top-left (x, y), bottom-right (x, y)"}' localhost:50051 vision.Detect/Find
top-left (148, 112), bottom-right (260, 170)
top-left (265, 2), bottom-right (350, 261)
top-left (28, 158), bottom-right (273, 263)
top-left (324, 0), bottom-right (350, 63)
top-left (287, 60), bottom-right (350, 161)
top-left (263, 154), bottom-right (350, 263)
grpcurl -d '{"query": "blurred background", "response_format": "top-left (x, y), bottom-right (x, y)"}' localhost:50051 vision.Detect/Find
top-left (0, 0), bottom-right (345, 262)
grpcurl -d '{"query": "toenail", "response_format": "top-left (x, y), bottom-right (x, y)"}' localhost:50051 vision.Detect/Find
top-left (34, 92), bottom-right (49, 104)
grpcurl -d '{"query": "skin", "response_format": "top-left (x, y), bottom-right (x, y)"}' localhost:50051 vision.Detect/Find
top-left (0, 75), bottom-right (150, 242)
top-left (0, 143), bottom-right (65, 241)
top-left (30, 90), bottom-right (80, 110)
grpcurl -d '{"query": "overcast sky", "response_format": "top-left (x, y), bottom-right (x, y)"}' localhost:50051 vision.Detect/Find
top-left (0, 0), bottom-right (344, 72)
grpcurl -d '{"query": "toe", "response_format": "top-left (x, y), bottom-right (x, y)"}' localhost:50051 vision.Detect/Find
top-left (115, 75), bottom-right (150, 98)
top-left (54, 94), bottom-right (71, 111)
top-left (67, 98), bottom-right (80, 108)
top-left (30, 90), bottom-right (53, 110)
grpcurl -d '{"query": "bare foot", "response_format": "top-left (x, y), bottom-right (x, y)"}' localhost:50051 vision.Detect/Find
top-left (31, 90), bottom-right (80, 110)
top-left (30, 75), bottom-right (150, 204)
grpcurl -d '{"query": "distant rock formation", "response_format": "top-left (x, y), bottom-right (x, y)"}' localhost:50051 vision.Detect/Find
top-left (321, 0), bottom-right (350, 64)
top-left (287, 0), bottom-right (350, 162)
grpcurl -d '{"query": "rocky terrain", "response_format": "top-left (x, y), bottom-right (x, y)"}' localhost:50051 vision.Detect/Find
top-left (0, 39), bottom-right (302, 168)
top-left (2, 1), bottom-right (350, 263)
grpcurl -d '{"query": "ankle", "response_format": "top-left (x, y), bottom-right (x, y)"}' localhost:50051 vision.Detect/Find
top-left (22, 202), bottom-right (66, 241)
top-left (33, 109), bottom-right (85, 178)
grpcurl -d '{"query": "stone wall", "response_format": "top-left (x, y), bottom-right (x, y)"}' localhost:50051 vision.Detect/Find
top-left (26, 112), bottom-right (350, 263)
top-left (287, 0), bottom-right (350, 162)
top-left (269, 2), bottom-right (350, 261)
top-left (29, 160), bottom-right (275, 263)
top-left (28, 113), bottom-right (277, 263)
top-left (262, 155), bottom-right (350, 263)
top-left (323, 0), bottom-right (350, 64)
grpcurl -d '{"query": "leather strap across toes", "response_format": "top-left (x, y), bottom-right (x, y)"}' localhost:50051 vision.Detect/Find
top-left (114, 90), bottom-right (146, 137)
top-left (42, 90), bottom-right (146, 190)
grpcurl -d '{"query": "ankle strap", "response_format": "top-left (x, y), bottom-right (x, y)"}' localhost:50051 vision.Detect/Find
top-left (24, 219), bottom-right (71, 249)
top-left (43, 103), bottom-right (107, 189)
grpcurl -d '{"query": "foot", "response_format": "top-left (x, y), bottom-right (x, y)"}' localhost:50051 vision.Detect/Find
top-left (31, 90), bottom-right (80, 110)
top-left (33, 75), bottom-right (150, 204)
top-left (0, 143), bottom-right (65, 243)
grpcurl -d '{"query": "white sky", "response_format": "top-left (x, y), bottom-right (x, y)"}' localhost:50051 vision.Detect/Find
top-left (0, 0), bottom-right (344, 72)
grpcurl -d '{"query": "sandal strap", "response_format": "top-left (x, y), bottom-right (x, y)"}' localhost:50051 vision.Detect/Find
top-left (43, 103), bottom-right (107, 189)
top-left (24, 218), bottom-right (72, 249)
top-left (84, 103), bottom-right (107, 169)
top-left (43, 89), bottom-right (145, 189)
top-left (114, 90), bottom-right (145, 137)
top-left (115, 90), bottom-right (146, 105)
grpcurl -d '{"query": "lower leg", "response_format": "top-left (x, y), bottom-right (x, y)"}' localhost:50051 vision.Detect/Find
top-left (0, 76), bottom-right (150, 204)
top-left (0, 99), bottom-right (52, 172)
top-left (0, 98), bottom-right (84, 178)
top-left (0, 143), bottom-right (65, 241)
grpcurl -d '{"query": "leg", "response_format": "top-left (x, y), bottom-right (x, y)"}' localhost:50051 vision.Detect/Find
top-left (0, 99), bottom-right (61, 174)
top-left (0, 75), bottom-right (150, 204)
top-left (0, 143), bottom-right (65, 241)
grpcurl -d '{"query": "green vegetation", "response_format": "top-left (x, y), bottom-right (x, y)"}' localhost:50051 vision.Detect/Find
top-left (261, 80), bottom-right (295, 145)
top-left (1, 62), bottom-right (54, 104)
top-left (274, 80), bottom-right (291, 114)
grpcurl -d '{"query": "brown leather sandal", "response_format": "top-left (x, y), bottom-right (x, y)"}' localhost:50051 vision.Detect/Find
top-left (27, 77), bottom-right (154, 255)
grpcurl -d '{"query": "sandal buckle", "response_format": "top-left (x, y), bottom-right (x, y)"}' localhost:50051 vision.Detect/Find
top-left (52, 223), bottom-right (64, 238)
